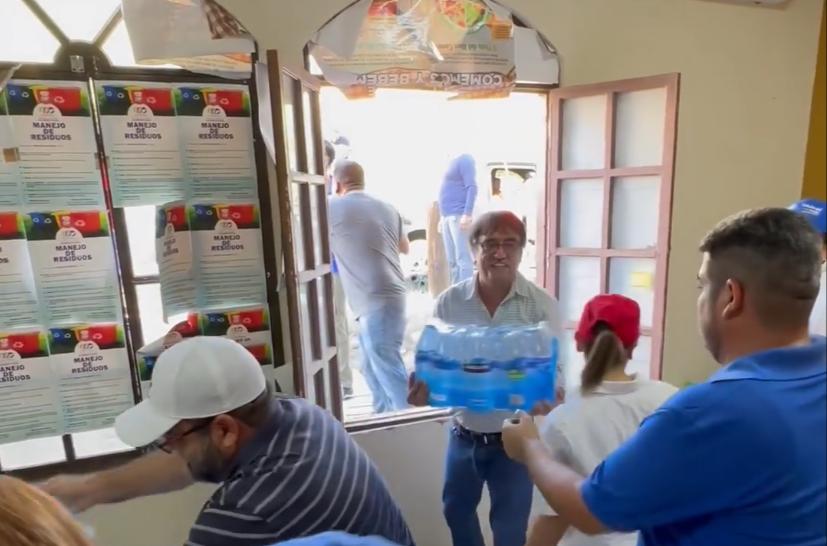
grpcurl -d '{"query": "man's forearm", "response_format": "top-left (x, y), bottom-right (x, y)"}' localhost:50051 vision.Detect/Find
top-left (89, 450), bottom-right (194, 505)
top-left (523, 440), bottom-right (606, 535)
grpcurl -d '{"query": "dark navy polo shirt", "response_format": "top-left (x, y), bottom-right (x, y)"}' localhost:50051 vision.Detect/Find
top-left (581, 337), bottom-right (827, 546)
top-left (187, 396), bottom-right (415, 546)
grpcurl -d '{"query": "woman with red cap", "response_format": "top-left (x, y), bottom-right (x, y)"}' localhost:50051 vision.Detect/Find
top-left (527, 294), bottom-right (677, 546)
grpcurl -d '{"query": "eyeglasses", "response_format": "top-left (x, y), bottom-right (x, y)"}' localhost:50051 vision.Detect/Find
top-left (153, 419), bottom-right (213, 454)
top-left (478, 238), bottom-right (522, 254)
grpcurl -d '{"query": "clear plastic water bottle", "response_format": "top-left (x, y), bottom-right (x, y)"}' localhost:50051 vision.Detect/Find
top-left (415, 324), bottom-right (438, 392)
top-left (437, 325), bottom-right (466, 406)
top-left (488, 327), bottom-right (511, 409)
top-left (462, 326), bottom-right (496, 412)
top-left (525, 325), bottom-right (556, 407)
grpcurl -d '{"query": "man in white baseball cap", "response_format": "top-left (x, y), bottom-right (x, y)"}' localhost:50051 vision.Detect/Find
top-left (43, 336), bottom-right (415, 546)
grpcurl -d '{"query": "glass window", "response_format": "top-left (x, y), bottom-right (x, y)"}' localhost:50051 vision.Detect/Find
top-left (560, 178), bottom-right (604, 248)
top-left (611, 176), bottom-right (661, 250)
top-left (34, 0), bottom-right (120, 41)
top-left (0, 1), bottom-right (61, 63)
top-left (558, 256), bottom-right (601, 323)
top-left (561, 95), bottom-right (606, 170)
top-left (614, 87), bottom-right (667, 168)
top-left (125, 206), bottom-right (159, 277)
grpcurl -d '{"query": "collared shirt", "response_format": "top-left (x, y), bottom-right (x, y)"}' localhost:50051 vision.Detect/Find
top-left (329, 191), bottom-right (406, 317)
top-left (581, 337), bottom-right (827, 546)
top-left (187, 396), bottom-right (415, 546)
top-left (540, 378), bottom-right (678, 546)
top-left (434, 273), bottom-right (563, 433)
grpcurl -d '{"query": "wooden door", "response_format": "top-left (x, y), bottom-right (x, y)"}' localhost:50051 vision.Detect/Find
top-left (263, 50), bottom-right (341, 419)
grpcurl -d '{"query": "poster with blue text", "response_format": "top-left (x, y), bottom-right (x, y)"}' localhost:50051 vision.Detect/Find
top-left (25, 211), bottom-right (122, 326)
top-left (175, 85), bottom-right (257, 201)
top-left (5, 80), bottom-right (103, 208)
top-left (97, 82), bottom-right (187, 207)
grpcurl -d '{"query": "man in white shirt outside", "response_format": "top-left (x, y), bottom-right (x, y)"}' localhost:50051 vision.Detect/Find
top-left (790, 198), bottom-right (826, 336)
top-left (408, 211), bottom-right (563, 546)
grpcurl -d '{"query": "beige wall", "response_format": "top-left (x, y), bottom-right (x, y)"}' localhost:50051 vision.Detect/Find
top-left (77, 1), bottom-right (824, 545)
top-left (225, 0), bottom-right (824, 386)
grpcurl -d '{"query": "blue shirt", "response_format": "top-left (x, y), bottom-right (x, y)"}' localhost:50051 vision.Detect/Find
top-left (581, 337), bottom-right (827, 546)
top-left (274, 532), bottom-right (402, 546)
top-left (438, 154), bottom-right (478, 217)
top-left (188, 396), bottom-right (414, 546)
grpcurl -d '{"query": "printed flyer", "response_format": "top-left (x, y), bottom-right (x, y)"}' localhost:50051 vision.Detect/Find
top-left (0, 92), bottom-right (21, 207)
top-left (199, 306), bottom-right (273, 365)
top-left (191, 202), bottom-right (267, 311)
top-left (156, 203), bottom-right (196, 320)
top-left (25, 211), bottom-right (122, 326)
top-left (5, 80), bottom-right (104, 208)
top-left (175, 85), bottom-right (257, 201)
top-left (47, 324), bottom-right (134, 433)
top-left (0, 212), bottom-right (40, 330)
top-left (96, 82), bottom-right (187, 207)
top-left (0, 330), bottom-right (62, 443)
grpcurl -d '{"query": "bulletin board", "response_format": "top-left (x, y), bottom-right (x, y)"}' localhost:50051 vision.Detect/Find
top-left (0, 69), bottom-right (281, 451)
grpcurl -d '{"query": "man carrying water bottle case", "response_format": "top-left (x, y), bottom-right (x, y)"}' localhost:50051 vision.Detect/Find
top-left (408, 211), bottom-right (563, 546)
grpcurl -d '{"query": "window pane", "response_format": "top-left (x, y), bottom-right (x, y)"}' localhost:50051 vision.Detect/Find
top-left (558, 256), bottom-right (601, 323)
top-left (611, 176), bottom-right (660, 250)
top-left (125, 205), bottom-right (159, 276)
top-left (0, 436), bottom-right (65, 470)
top-left (302, 88), bottom-right (318, 174)
top-left (72, 427), bottom-right (131, 458)
top-left (560, 178), bottom-right (603, 248)
top-left (561, 94), bottom-right (606, 170)
top-left (135, 283), bottom-right (187, 346)
top-left (101, 20), bottom-right (177, 68)
top-left (310, 185), bottom-right (325, 268)
top-left (628, 335), bottom-right (652, 379)
top-left (0, 1), bottom-right (60, 63)
top-left (34, 0), bottom-right (120, 41)
top-left (609, 257), bottom-right (656, 328)
top-left (316, 279), bottom-right (329, 356)
top-left (614, 87), bottom-right (667, 168)
top-left (282, 75), bottom-right (299, 172)
top-left (291, 182), bottom-right (306, 269)
top-left (557, 329), bottom-right (580, 393)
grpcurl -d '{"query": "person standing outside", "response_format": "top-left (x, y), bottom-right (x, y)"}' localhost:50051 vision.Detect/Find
top-left (324, 140), bottom-right (354, 398)
top-left (790, 198), bottom-right (826, 336)
top-left (439, 153), bottom-right (478, 284)
top-left (529, 294), bottom-right (677, 546)
top-left (41, 337), bottom-right (415, 546)
top-left (329, 160), bottom-right (411, 413)
top-left (408, 211), bottom-right (563, 546)
top-left (502, 207), bottom-right (826, 546)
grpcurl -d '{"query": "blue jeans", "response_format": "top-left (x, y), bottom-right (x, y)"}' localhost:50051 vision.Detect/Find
top-left (358, 301), bottom-right (410, 413)
top-left (441, 215), bottom-right (474, 284)
top-left (443, 428), bottom-right (534, 546)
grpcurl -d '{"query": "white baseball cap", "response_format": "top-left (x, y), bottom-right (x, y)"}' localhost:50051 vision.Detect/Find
top-left (115, 336), bottom-right (267, 447)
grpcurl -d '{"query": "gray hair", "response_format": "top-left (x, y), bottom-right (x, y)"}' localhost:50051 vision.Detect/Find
top-left (699, 207), bottom-right (822, 329)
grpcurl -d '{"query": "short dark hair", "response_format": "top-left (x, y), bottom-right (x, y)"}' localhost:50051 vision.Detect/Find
top-left (699, 207), bottom-right (822, 329)
top-left (323, 140), bottom-right (335, 169)
top-left (469, 211), bottom-right (527, 248)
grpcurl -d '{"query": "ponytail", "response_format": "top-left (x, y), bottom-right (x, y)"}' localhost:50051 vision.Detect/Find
top-left (580, 327), bottom-right (628, 394)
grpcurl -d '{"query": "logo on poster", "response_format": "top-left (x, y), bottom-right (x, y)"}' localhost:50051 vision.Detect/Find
top-left (227, 324), bottom-right (252, 344)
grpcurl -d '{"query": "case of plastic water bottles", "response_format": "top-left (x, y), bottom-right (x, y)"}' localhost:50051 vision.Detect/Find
top-left (414, 321), bottom-right (559, 412)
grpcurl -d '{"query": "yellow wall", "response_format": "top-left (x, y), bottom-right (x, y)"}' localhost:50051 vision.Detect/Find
top-left (803, 5), bottom-right (826, 200)
top-left (222, 0), bottom-right (824, 386)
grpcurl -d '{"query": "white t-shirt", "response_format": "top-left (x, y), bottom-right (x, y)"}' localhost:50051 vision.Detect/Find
top-left (539, 378), bottom-right (678, 546)
top-left (810, 266), bottom-right (826, 337)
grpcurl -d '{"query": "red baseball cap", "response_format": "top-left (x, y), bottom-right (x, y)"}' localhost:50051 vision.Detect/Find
top-left (575, 294), bottom-right (641, 349)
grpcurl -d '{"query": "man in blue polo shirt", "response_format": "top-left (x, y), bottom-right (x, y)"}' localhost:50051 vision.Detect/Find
top-left (502, 207), bottom-right (827, 545)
